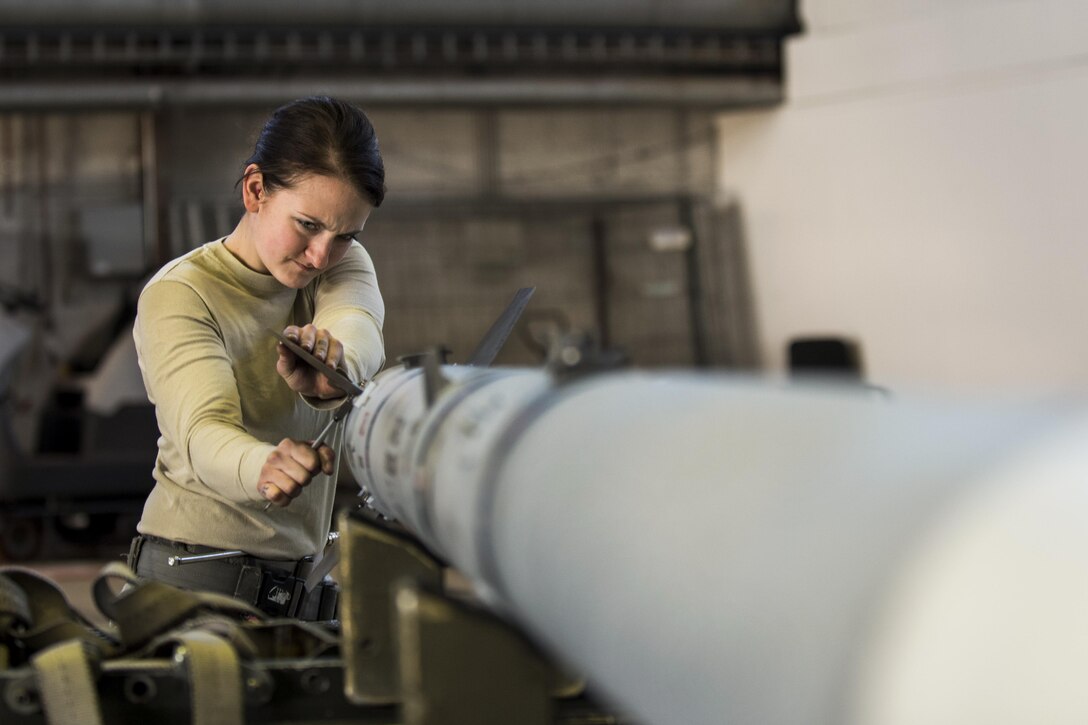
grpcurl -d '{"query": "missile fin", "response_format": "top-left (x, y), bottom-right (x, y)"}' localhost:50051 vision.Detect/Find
top-left (466, 287), bottom-right (536, 367)
top-left (423, 347), bottom-right (452, 407)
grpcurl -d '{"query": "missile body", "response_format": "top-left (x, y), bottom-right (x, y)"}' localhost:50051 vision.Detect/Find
top-left (343, 363), bottom-right (1088, 725)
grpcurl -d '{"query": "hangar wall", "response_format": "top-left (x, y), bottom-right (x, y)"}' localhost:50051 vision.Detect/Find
top-left (716, 0), bottom-right (1088, 395)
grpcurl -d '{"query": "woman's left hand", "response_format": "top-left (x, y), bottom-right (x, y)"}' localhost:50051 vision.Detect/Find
top-left (276, 324), bottom-right (349, 399)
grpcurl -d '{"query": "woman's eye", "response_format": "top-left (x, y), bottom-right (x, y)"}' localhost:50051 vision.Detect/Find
top-left (337, 234), bottom-right (357, 243)
top-left (298, 219), bottom-right (319, 232)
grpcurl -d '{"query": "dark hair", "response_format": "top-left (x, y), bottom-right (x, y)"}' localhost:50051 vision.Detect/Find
top-left (241, 96), bottom-right (386, 207)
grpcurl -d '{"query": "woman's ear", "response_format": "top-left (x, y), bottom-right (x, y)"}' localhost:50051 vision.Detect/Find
top-left (241, 163), bottom-right (265, 213)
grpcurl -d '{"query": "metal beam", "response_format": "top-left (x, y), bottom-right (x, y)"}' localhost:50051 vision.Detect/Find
top-left (0, 77), bottom-right (783, 110)
top-left (0, 0), bottom-right (801, 32)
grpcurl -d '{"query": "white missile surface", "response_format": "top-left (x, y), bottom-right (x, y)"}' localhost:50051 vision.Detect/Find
top-left (344, 363), bottom-right (1088, 725)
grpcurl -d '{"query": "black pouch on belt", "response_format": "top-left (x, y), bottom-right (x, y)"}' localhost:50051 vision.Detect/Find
top-left (256, 569), bottom-right (305, 618)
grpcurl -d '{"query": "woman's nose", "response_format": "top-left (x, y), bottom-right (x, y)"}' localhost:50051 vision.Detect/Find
top-left (307, 238), bottom-right (333, 269)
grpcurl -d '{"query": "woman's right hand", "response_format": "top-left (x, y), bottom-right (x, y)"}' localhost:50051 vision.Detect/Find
top-left (258, 438), bottom-right (336, 508)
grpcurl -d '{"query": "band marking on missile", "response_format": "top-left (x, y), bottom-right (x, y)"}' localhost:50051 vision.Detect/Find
top-left (472, 380), bottom-right (596, 596)
top-left (408, 371), bottom-right (514, 540)
top-left (360, 368), bottom-right (422, 516)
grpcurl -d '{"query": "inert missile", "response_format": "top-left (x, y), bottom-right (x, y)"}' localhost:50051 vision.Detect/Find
top-left (341, 340), bottom-right (1088, 725)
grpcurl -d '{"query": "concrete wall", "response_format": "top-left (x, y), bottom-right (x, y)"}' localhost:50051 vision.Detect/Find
top-left (716, 0), bottom-right (1088, 396)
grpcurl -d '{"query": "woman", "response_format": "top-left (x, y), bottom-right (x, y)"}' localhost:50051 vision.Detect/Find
top-left (127, 97), bottom-right (385, 619)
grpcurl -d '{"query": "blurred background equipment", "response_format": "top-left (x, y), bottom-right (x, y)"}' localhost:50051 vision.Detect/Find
top-left (788, 336), bottom-right (863, 379)
top-left (0, 306), bottom-right (157, 561)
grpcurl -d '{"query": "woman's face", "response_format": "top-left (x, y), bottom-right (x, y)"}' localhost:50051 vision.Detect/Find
top-left (244, 170), bottom-right (373, 289)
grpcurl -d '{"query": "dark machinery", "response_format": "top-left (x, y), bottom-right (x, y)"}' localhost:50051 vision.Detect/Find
top-left (0, 312), bottom-right (157, 562)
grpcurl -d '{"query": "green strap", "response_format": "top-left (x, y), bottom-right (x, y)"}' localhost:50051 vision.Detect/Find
top-left (31, 639), bottom-right (104, 725)
top-left (94, 561), bottom-right (336, 664)
top-left (89, 560), bottom-right (139, 623)
top-left (0, 573), bottom-right (32, 668)
top-left (96, 563), bottom-right (249, 723)
top-left (0, 567), bottom-right (117, 658)
top-left (240, 617), bottom-right (339, 659)
top-left (93, 562), bottom-right (262, 650)
top-left (0, 572), bottom-right (32, 625)
top-left (174, 630), bottom-right (243, 725)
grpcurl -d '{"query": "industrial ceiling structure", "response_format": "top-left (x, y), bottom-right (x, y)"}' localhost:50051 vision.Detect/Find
top-left (0, 0), bottom-right (802, 108)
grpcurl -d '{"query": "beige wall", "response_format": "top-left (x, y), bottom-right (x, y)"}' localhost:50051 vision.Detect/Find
top-left (716, 0), bottom-right (1088, 396)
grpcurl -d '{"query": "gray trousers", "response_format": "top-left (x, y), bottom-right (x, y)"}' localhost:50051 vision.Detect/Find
top-left (128, 535), bottom-right (337, 621)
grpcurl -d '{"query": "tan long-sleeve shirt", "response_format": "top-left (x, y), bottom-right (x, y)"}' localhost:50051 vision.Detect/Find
top-left (133, 238), bottom-right (384, 559)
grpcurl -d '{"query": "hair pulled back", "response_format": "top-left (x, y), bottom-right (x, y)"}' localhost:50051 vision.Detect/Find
top-left (242, 96), bottom-right (385, 207)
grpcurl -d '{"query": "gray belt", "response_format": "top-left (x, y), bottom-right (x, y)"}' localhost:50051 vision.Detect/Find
top-left (128, 535), bottom-right (338, 622)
